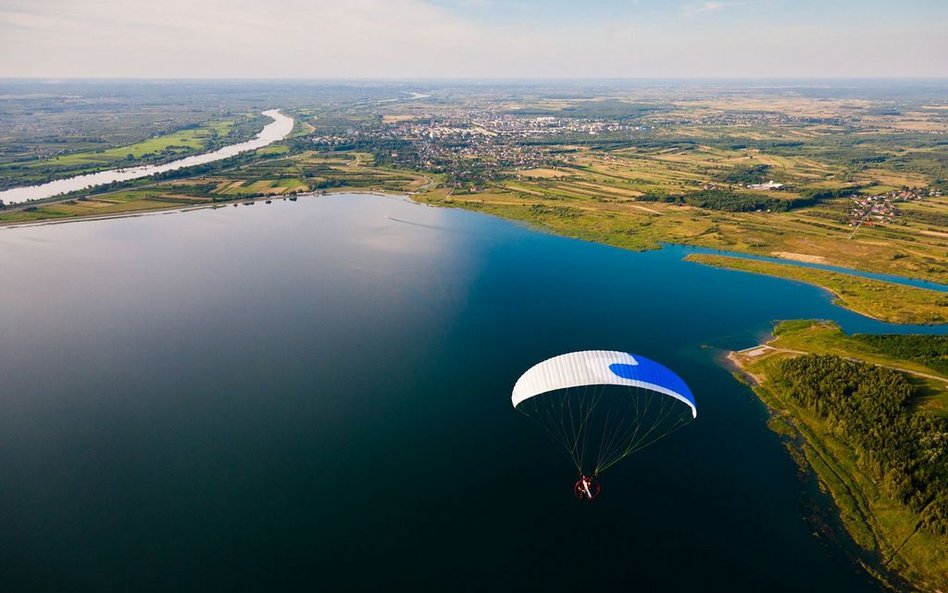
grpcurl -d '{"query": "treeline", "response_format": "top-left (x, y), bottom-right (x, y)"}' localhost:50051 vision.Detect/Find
top-left (800, 187), bottom-right (863, 200)
top-left (713, 164), bottom-right (771, 185)
top-left (777, 355), bottom-right (947, 534)
top-left (852, 334), bottom-right (948, 375)
top-left (638, 187), bottom-right (863, 212)
top-left (898, 207), bottom-right (948, 228)
top-left (638, 189), bottom-right (820, 212)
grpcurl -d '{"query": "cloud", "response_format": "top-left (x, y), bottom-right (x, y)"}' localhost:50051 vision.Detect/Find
top-left (0, 0), bottom-right (490, 77)
top-left (0, 0), bottom-right (945, 78)
top-left (681, 1), bottom-right (740, 17)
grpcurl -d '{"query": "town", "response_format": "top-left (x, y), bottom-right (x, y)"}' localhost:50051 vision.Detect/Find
top-left (308, 108), bottom-right (647, 188)
top-left (848, 186), bottom-right (942, 234)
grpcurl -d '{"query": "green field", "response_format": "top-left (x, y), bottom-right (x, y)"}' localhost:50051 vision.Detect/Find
top-left (0, 114), bottom-right (266, 190)
top-left (0, 189), bottom-right (212, 223)
top-left (36, 120), bottom-right (234, 167)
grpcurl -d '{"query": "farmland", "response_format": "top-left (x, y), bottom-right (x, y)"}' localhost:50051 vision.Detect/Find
top-left (2, 81), bottom-right (946, 293)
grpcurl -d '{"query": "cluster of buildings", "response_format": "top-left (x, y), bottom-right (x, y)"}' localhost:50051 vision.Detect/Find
top-left (391, 113), bottom-right (644, 140)
top-left (312, 109), bottom-right (640, 187)
top-left (699, 180), bottom-right (785, 191)
top-left (748, 180), bottom-right (785, 190)
top-left (848, 187), bottom-right (940, 227)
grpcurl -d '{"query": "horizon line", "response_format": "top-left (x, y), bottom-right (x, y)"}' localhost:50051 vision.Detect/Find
top-left (2, 76), bottom-right (947, 83)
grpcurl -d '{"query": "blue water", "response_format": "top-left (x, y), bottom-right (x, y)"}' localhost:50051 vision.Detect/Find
top-left (677, 244), bottom-right (948, 292)
top-left (0, 194), bottom-right (941, 592)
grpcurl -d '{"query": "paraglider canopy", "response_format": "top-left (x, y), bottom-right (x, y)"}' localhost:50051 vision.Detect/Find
top-left (512, 351), bottom-right (696, 418)
top-left (512, 351), bottom-right (697, 488)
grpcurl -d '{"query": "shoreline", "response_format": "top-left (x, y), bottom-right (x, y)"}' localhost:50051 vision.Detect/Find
top-left (684, 253), bottom-right (948, 325)
top-left (727, 349), bottom-right (912, 592)
top-left (4, 185), bottom-right (946, 328)
top-left (725, 326), bottom-right (947, 593)
top-left (6, 187), bottom-right (946, 328)
top-left (723, 348), bottom-right (765, 386)
top-left (0, 192), bottom-right (317, 230)
top-left (412, 193), bottom-right (948, 326)
top-left (0, 189), bottom-right (420, 230)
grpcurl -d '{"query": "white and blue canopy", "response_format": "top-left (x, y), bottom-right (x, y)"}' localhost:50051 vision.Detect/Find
top-left (511, 351), bottom-right (697, 418)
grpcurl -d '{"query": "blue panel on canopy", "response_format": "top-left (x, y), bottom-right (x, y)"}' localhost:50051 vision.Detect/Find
top-left (608, 354), bottom-right (697, 411)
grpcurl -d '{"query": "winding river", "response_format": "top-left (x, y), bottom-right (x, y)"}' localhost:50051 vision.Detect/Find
top-left (0, 109), bottom-right (294, 205)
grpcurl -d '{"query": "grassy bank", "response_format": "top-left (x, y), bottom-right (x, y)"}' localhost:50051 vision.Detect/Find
top-left (686, 253), bottom-right (948, 325)
top-left (730, 321), bottom-right (947, 592)
top-left (415, 183), bottom-right (947, 287)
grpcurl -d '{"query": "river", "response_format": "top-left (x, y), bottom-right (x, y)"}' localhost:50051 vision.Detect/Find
top-left (0, 109), bottom-right (294, 205)
top-left (1, 194), bottom-right (938, 592)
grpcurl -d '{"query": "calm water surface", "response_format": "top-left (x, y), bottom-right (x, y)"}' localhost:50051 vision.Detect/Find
top-left (0, 194), bottom-right (940, 592)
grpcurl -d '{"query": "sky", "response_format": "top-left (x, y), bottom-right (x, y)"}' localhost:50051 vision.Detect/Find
top-left (0, 0), bottom-right (946, 79)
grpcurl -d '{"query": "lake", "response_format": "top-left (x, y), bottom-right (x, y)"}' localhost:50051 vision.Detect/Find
top-left (0, 194), bottom-right (939, 592)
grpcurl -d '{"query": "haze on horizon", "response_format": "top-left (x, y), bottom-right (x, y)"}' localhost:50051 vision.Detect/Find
top-left (0, 0), bottom-right (946, 79)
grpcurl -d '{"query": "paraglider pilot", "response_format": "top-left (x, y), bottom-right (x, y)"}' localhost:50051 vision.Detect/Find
top-left (573, 474), bottom-right (601, 501)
